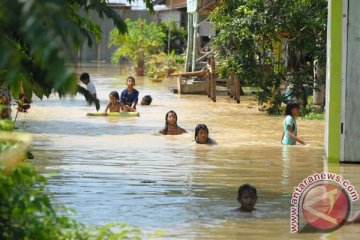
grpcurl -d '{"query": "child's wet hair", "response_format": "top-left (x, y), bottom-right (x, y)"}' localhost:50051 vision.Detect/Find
top-left (194, 124), bottom-right (209, 142)
top-left (127, 76), bottom-right (135, 83)
top-left (238, 183), bottom-right (257, 198)
top-left (285, 101), bottom-right (300, 116)
top-left (80, 72), bottom-right (90, 81)
top-left (109, 91), bottom-right (120, 101)
top-left (141, 95), bottom-right (152, 105)
top-left (165, 110), bottom-right (177, 123)
top-left (163, 110), bottom-right (177, 135)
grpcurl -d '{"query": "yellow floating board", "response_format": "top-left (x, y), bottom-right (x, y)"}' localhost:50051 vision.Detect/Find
top-left (149, 77), bottom-right (164, 82)
top-left (86, 112), bottom-right (140, 117)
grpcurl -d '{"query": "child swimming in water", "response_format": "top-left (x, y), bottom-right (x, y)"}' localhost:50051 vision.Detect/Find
top-left (194, 124), bottom-right (216, 145)
top-left (281, 101), bottom-right (306, 145)
top-left (103, 91), bottom-right (122, 115)
top-left (141, 95), bottom-right (152, 105)
top-left (235, 183), bottom-right (257, 212)
top-left (159, 110), bottom-right (187, 135)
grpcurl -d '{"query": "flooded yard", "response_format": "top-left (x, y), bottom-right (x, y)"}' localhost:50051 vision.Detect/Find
top-left (16, 64), bottom-right (360, 239)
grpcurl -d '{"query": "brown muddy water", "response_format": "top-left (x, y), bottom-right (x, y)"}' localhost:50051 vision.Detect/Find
top-left (16, 64), bottom-right (360, 239)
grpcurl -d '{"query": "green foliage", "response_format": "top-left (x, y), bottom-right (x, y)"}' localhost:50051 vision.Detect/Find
top-left (0, 120), bottom-right (14, 131)
top-left (210, 0), bottom-right (327, 114)
top-left (0, 140), bottom-right (19, 153)
top-left (0, 0), bottom-right (153, 110)
top-left (109, 19), bottom-right (166, 67)
top-left (0, 163), bottom-right (145, 240)
top-left (301, 112), bottom-right (324, 120)
top-left (300, 104), bottom-right (325, 120)
top-left (146, 52), bottom-right (167, 78)
top-left (159, 19), bottom-right (187, 54)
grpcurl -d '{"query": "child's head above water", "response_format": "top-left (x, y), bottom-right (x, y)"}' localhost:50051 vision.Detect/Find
top-left (126, 76), bottom-right (136, 88)
top-left (109, 91), bottom-right (120, 102)
top-left (80, 72), bottom-right (90, 84)
top-left (194, 124), bottom-right (210, 144)
top-left (141, 95), bottom-right (152, 105)
top-left (237, 183), bottom-right (257, 212)
top-left (285, 101), bottom-right (300, 117)
top-left (165, 110), bottom-right (177, 126)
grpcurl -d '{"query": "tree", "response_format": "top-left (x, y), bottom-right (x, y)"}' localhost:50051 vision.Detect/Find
top-left (159, 19), bottom-right (187, 54)
top-left (210, 0), bottom-right (327, 114)
top-left (0, 0), bottom-right (153, 111)
top-left (109, 18), bottom-right (165, 68)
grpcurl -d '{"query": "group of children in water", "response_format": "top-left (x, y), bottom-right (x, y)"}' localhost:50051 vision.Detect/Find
top-left (80, 73), bottom-right (360, 221)
top-left (81, 72), bottom-right (306, 146)
top-left (81, 73), bottom-right (216, 145)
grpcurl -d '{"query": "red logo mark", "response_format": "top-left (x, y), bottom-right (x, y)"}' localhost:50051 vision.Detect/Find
top-left (302, 183), bottom-right (350, 232)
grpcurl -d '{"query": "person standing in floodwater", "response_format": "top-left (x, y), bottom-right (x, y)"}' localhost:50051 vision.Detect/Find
top-left (120, 76), bottom-right (139, 112)
top-left (281, 101), bottom-right (306, 145)
top-left (159, 110), bottom-right (187, 135)
top-left (80, 72), bottom-right (97, 99)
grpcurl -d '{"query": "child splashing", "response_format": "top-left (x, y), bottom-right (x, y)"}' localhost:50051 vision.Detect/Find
top-left (281, 102), bottom-right (306, 145)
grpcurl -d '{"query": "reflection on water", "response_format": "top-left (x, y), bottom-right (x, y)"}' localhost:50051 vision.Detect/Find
top-left (17, 64), bottom-right (360, 239)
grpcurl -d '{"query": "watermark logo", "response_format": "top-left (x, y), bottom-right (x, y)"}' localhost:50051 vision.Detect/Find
top-left (290, 172), bottom-right (358, 233)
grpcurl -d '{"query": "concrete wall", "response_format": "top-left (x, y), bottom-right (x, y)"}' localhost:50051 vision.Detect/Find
top-left (326, 0), bottom-right (360, 163)
top-left (344, 0), bottom-right (360, 162)
top-left (157, 10), bottom-right (182, 25)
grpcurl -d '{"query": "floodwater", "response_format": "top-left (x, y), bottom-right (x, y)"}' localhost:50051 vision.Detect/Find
top-left (16, 64), bottom-right (360, 239)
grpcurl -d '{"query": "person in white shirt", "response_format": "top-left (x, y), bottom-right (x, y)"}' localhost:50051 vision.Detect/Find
top-left (80, 72), bottom-right (97, 99)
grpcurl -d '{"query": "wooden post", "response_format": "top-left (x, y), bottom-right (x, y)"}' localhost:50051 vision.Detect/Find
top-left (185, 13), bottom-right (193, 72)
top-left (206, 63), bottom-right (210, 97)
top-left (234, 75), bottom-right (240, 103)
top-left (206, 56), bottom-right (211, 98)
top-left (210, 56), bottom-right (216, 102)
top-left (237, 76), bottom-right (241, 103)
top-left (229, 75), bottom-right (234, 98)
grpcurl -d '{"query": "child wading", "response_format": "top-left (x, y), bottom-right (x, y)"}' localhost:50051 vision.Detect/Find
top-left (281, 102), bottom-right (306, 145)
top-left (80, 72), bottom-right (97, 99)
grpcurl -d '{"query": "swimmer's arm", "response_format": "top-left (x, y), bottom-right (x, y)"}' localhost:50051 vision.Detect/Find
top-left (288, 125), bottom-right (305, 145)
top-left (123, 105), bottom-right (136, 112)
top-left (128, 100), bottom-right (137, 112)
top-left (103, 103), bottom-right (111, 115)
